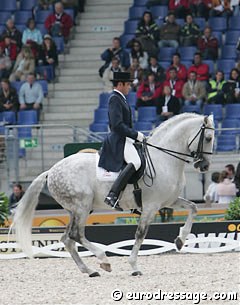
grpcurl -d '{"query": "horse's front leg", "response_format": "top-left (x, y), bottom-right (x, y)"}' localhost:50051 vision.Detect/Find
top-left (173, 197), bottom-right (197, 250)
top-left (128, 207), bottom-right (156, 276)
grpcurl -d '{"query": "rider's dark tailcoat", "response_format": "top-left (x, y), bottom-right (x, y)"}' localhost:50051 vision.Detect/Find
top-left (98, 90), bottom-right (138, 172)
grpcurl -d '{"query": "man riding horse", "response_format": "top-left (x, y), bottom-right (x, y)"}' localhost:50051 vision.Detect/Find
top-left (98, 72), bottom-right (145, 211)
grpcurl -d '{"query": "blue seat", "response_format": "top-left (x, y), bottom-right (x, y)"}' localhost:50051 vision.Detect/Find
top-left (137, 106), bottom-right (157, 123)
top-left (181, 60), bottom-right (192, 69)
top-left (89, 123), bottom-right (108, 133)
top-left (53, 36), bottom-right (64, 53)
top-left (36, 23), bottom-right (48, 35)
top-left (155, 18), bottom-right (164, 27)
top-left (129, 6), bottom-right (146, 20)
top-left (158, 47), bottom-right (176, 61)
top-left (14, 11), bottom-right (33, 24)
top-left (158, 61), bottom-right (171, 70)
top-left (203, 104), bottom-right (223, 121)
top-left (194, 17), bottom-right (205, 31)
top-left (208, 17), bottom-right (227, 32)
top-left (127, 91), bottom-right (137, 108)
top-left (182, 105), bottom-right (201, 114)
top-left (217, 59), bottom-right (236, 74)
top-left (94, 108), bottom-right (109, 123)
top-left (134, 0), bottom-right (148, 6)
top-left (15, 24), bottom-right (27, 33)
top-left (18, 127), bottom-right (32, 139)
top-left (221, 119), bottom-right (240, 135)
top-left (20, 0), bottom-right (38, 10)
top-left (216, 134), bottom-right (237, 152)
top-left (120, 34), bottom-right (135, 48)
top-left (212, 31), bottom-right (222, 46)
top-left (175, 18), bottom-right (185, 26)
top-left (99, 92), bottom-right (110, 108)
top-left (2, 111), bottom-right (16, 124)
top-left (0, 0), bottom-right (17, 12)
top-left (64, 8), bottom-right (74, 21)
top-left (221, 45), bottom-right (237, 59)
top-left (0, 12), bottom-right (12, 25)
top-left (150, 5), bottom-right (168, 19)
top-left (124, 20), bottom-right (138, 34)
top-left (178, 46), bottom-right (197, 61)
top-left (37, 80), bottom-right (48, 97)
top-left (228, 16), bottom-right (240, 30)
top-left (203, 60), bottom-right (215, 76)
top-left (134, 121), bottom-right (152, 132)
top-left (225, 104), bottom-right (240, 120)
top-left (35, 10), bottom-right (52, 23)
top-left (10, 81), bottom-right (25, 93)
top-left (35, 65), bottom-right (55, 81)
top-left (225, 31), bottom-right (240, 45)
top-left (18, 110), bottom-right (38, 125)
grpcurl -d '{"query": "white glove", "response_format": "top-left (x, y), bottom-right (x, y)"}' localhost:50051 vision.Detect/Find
top-left (137, 132), bottom-right (145, 142)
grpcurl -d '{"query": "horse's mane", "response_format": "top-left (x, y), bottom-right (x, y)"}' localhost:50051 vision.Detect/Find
top-left (149, 113), bottom-right (203, 138)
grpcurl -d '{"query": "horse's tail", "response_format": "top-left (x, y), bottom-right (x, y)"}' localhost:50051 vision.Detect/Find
top-left (13, 170), bottom-right (49, 257)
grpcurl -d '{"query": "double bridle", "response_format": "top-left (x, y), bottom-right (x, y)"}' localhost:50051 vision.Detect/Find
top-left (142, 123), bottom-right (214, 187)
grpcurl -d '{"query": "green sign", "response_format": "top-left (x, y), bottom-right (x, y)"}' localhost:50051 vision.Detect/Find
top-left (64, 143), bottom-right (102, 158)
top-left (19, 138), bottom-right (38, 149)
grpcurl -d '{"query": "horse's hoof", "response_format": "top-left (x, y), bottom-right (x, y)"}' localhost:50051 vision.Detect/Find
top-left (132, 271), bottom-right (143, 276)
top-left (100, 263), bottom-right (112, 272)
top-left (175, 237), bottom-right (184, 251)
top-left (89, 272), bottom-right (100, 277)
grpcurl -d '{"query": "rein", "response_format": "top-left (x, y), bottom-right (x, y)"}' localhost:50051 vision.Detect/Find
top-left (141, 124), bottom-right (214, 187)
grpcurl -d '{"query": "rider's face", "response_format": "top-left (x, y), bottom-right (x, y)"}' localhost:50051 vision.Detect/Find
top-left (119, 82), bottom-right (131, 95)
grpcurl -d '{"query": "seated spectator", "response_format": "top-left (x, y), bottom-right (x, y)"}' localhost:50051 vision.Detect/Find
top-left (197, 26), bottom-right (218, 60)
top-left (9, 184), bottom-right (25, 213)
top-left (19, 73), bottom-right (44, 121)
top-left (166, 53), bottom-right (187, 81)
top-left (156, 85), bottom-right (181, 123)
top-left (102, 57), bottom-right (122, 92)
top-left (126, 57), bottom-right (144, 92)
top-left (169, 0), bottom-right (189, 18)
top-left (204, 171), bottom-right (220, 204)
top-left (182, 71), bottom-right (206, 107)
top-left (136, 72), bottom-right (162, 108)
top-left (189, 0), bottom-right (212, 19)
top-left (207, 71), bottom-right (226, 104)
top-left (129, 39), bottom-right (148, 70)
top-left (188, 52), bottom-right (209, 82)
top-left (180, 14), bottom-right (201, 46)
top-left (231, 0), bottom-right (240, 16)
top-left (0, 35), bottom-right (18, 65)
top-left (37, 0), bottom-right (55, 10)
top-left (0, 46), bottom-right (12, 79)
top-left (22, 18), bottom-right (43, 47)
top-left (0, 79), bottom-right (19, 113)
top-left (158, 12), bottom-right (181, 49)
top-left (225, 163), bottom-right (235, 180)
top-left (163, 67), bottom-right (185, 100)
top-left (45, 1), bottom-right (73, 43)
top-left (9, 46), bottom-right (35, 82)
top-left (38, 34), bottom-right (58, 69)
top-left (135, 11), bottom-right (159, 57)
top-left (1, 19), bottom-right (22, 52)
top-left (210, 0), bottom-right (233, 18)
top-left (61, 0), bottom-right (79, 19)
top-left (222, 68), bottom-right (240, 104)
top-left (146, 56), bottom-right (165, 83)
top-left (234, 161), bottom-right (240, 197)
top-left (216, 170), bottom-right (237, 205)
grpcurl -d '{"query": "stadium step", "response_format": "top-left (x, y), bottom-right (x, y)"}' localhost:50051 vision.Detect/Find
top-left (58, 75), bottom-right (101, 83)
top-left (59, 68), bottom-right (98, 76)
top-left (47, 104), bottom-right (96, 113)
top-left (48, 97), bottom-right (98, 106)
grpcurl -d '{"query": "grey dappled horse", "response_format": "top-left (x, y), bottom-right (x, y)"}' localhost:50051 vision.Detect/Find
top-left (13, 113), bottom-right (215, 277)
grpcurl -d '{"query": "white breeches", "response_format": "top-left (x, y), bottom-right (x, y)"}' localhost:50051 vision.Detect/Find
top-left (124, 137), bottom-right (141, 171)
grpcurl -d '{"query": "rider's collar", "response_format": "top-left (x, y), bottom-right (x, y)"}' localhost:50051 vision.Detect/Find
top-left (113, 89), bottom-right (127, 102)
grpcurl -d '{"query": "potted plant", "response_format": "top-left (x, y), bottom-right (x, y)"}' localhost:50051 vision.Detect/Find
top-left (0, 192), bottom-right (9, 226)
top-left (225, 197), bottom-right (240, 220)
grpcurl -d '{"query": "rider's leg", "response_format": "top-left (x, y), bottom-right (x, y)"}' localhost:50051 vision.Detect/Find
top-left (104, 138), bottom-right (141, 210)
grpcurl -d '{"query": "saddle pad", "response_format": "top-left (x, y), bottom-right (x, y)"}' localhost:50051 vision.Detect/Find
top-left (96, 154), bottom-right (119, 182)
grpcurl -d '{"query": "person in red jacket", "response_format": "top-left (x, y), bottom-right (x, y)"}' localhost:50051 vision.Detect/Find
top-left (166, 52), bottom-right (187, 82)
top-left (188, 52), bottom-right (209, 83)
top-left (197, 26), bottom-right (218, 60)
top-left (44, 1), bottom-right (73, 42)
top-left (168, 0), bottom-right (189, 18)
top-left (163, 67), bottom-right (185, 100)
top-left (136, 72), bottom-right (162, 108)
top-left (0, 35), bottom-right (17, 63)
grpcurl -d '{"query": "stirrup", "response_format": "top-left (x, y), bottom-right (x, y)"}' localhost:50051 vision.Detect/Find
top-left (104, 193), bottom-right (123, 211)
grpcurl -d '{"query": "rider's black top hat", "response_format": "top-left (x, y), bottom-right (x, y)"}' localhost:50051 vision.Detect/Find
top-left (111, 72), bottom-right (134, 82)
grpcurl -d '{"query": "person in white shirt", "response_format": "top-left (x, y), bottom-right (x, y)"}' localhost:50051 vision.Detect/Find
top-left (204, 171), bottom-right (220, 203)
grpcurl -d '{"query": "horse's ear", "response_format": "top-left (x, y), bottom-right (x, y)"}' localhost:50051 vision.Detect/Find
top-left (204, 115), bottom-right (208, 125)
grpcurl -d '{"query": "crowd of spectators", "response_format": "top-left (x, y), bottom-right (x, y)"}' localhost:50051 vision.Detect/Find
top-left (0, 0), bottom-right (81, 121)
top-left (99, 2), bottom-right (240, 123)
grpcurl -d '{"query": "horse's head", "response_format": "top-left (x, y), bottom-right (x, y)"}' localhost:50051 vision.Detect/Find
top-left (188, 115), bottom-right (215, 173)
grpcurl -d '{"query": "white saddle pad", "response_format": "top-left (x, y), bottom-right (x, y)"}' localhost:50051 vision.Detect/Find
top-left (96, 154), bottom-right (119, 182)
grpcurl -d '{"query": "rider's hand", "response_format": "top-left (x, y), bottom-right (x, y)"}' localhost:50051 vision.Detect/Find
top-left (137, 132), bottom-right (146, 142)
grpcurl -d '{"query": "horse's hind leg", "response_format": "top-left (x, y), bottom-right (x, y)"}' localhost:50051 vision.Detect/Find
top-left (68, 210), bottom-right (112, 275)
top-left (173, 197), bottom-right (197, 251)
top-left (128, 208), bottom-right (156, 276)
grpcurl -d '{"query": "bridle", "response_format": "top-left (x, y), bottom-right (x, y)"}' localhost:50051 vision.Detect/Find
top-left (142, 123), bottom-right (214, 187)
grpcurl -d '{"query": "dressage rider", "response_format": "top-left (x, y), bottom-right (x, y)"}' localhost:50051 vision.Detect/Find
top-left (98, 71), bottom-right (145, 211)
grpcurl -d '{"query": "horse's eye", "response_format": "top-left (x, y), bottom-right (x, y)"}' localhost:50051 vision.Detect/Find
top-left (205, 137), bottom-right (212, 143)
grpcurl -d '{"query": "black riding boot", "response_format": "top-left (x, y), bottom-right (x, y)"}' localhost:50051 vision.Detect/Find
top-left (104, 163), bottom-right (136, 211)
